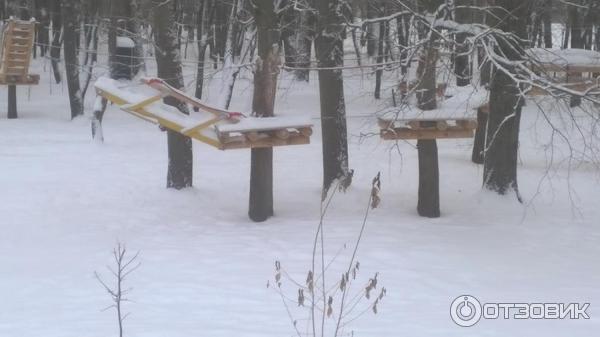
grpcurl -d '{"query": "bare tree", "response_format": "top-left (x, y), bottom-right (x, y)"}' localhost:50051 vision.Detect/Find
top-left (272, 174), bottom-right (385, 337)
top-left (95, 243), bottom-right (141, 337)
top-left (50, 0), bottom-right (62, 83)
top-left (194, 0), bottom-right (215, 102)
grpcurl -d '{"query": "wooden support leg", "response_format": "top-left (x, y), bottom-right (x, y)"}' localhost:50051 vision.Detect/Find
top-left (417, 139), bottom-right (440, 218)
top-left (472, 107), bottom-right (488, 164)
top-left (249, 148), bottom-right (274, 222)
top-left (91, 96), bottom-right (108, 142)
top-left (8, 85), bottom-right (17, 119)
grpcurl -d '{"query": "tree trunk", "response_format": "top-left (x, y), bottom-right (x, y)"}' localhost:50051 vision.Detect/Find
top-left (37, 1), bottom-right (50, 57)
top-left (417, 139), bottom-right (440, 218)
top-left (454, 0), bottom-right (472, 86)
top-left (50, 0), bottom-right (62, 84)
top-left (7, 85), bottom-right (17, 119)
top-left (62, 0), bottom-right (83, 119)
top-left (195, 0), bottom-right (213, 102)
top-left (374, 18), bottom-right (385, 99)
top-left (285, 7), bottom-right (312, 82)
top-left (483, 0), bottom-right (527, 200)
top-left (568, 4), bottom-right (583, 107)
top-left (415, 0), bottom-right (442, 218)
top-left (415, 45), bottom-right (440, 217)
top-left (153, 0), bottom-right (193, 190)
top-left (397, 14), bottom-right (410, 75)
top-left (542, 0), bottom-right (553, 48)
top-left (248, 0), bottom-right (279, 222)
top-left (366, 2), bottom-right (377, 57)
top-left (216, 0), bottom-right (241, 110)
top-left (315, 0), bottom-right (352, 194)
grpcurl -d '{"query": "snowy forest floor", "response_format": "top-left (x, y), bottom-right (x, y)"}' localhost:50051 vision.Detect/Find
top-left (1, 57), bottom-right (599, 337)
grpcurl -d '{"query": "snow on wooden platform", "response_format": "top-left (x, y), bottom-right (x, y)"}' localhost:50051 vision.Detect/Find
top-left (216, 116), bottom-right (312, 133)
top-left (95, 77), bottom-right (218, 131)
top-left (379, 85), bottom-right (489, 121)
top-left (527, 48), bottom-right (600, 73)
top-left (94, 77), bottom-right (313, 150)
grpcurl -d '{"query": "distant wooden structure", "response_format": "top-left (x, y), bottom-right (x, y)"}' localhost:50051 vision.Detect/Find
top-left (379, 118), bottom-right (477, 140)
top-left (379, 85), bottom-right (484, 141)
top-left (527, 48), bottom-right (600, 96)
top-left (0, 19), bottom-right (39, 119)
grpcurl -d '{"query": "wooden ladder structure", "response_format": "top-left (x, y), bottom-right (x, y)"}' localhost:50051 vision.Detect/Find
top-left (0, 19), bottom-right (39, 85)
top-left (94, 77), bottom-right (313, 150)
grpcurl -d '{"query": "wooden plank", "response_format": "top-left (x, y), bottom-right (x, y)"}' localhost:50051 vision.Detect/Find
top-left (381, 128), bottom-right (475, 140)
top-left (536, 64), bottom-right (600, 74)
top-left (0, 74), bottom-right (39, 85)
top-left (527, 82), bottom-right (600, 96)
top-left (221, 133), bottom-right (310, 150)
top-left (95, 87), bottom-right (223, 149)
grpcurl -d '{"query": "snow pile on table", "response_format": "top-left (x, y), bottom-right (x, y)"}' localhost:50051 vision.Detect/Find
top-left (379, 84), bottom-right (489, 121)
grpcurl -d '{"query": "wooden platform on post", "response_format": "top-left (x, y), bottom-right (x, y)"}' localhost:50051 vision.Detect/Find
top-left (93, 77), bottom-right (313, 150)
top-left (378, 117), bottom-right (477, 140)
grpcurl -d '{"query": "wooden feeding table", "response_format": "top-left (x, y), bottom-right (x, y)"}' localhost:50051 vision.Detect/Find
top-left (93, 77), bottom-right (313, 150)
top-left (378, 85), bottom-right (488, 218)
top-left (0, 19), bottom-right (39, 119)
top-left (379, 117), bottom-right (477, 140)
top-left (379, 85), bottom-right (487, 140)
top-left (526, 48), bottom-right (600, 97)
top-left (216, 117), bottom-right (313, 150)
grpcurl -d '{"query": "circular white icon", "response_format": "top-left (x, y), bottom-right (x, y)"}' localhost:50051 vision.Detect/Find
top-left (450, 295), bottom-right (482, 327)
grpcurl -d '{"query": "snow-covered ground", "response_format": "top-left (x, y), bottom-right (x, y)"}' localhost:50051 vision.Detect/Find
top-left (1, 55), bottom-right (599, 337)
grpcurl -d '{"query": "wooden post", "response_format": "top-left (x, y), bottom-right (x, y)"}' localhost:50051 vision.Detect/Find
top-left (7, 85), bottom-right (17, 119)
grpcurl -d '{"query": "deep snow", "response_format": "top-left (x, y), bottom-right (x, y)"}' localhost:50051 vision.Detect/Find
top-left (1, 53), bottom-right (599, 337)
